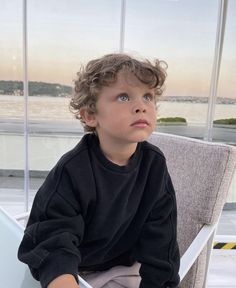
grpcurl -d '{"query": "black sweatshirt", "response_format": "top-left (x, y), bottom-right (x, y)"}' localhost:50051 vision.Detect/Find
top-left (18, 133), bottom-right (180, 288)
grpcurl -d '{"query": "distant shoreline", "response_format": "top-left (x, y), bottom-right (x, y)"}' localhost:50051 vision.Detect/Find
top-left (159, 96), bottom-right (236, 105)
top-left (0, 80), bottom-right (235, 104)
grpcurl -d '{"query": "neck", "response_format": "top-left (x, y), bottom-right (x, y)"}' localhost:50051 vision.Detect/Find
top-left (98, 138), bottom-right (138, 166)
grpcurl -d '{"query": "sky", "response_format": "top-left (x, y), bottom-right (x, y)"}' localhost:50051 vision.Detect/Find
top-left (0, 0), bottom-right (236, 98)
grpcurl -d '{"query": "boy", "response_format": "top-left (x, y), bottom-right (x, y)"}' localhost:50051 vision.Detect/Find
top-left (18, 53), bottom-right (180, 288)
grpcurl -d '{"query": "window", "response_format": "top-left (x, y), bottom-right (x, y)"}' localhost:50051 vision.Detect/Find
top-left (213, 0), bottom-right (236, 145)
top-left (124, 0), bottom-right (221, 140)
top-left (0, 0), bottom-right (24, 214)
top-left (0, 0), bottom-right (235, 214)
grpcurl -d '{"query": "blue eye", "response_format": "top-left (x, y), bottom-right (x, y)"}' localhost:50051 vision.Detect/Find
top-left (143, 93), bottom-right (154, 102)
top-left (118, 94), bottom-right (129, 102)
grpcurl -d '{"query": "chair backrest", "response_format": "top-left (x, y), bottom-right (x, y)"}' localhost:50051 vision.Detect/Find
top-left (148, 132), bottom-right (236, 288)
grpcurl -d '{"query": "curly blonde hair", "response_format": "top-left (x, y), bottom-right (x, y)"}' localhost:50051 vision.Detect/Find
top-left (70, 53), bottom-right (167, 132)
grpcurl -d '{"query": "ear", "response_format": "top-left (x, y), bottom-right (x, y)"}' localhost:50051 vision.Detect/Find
top-left (79, 107), bottom-right (97, 128)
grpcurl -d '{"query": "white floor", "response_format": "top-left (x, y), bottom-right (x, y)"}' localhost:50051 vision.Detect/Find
top-left (208, 250), bottom-right (236, 288)
top-left (207, 210), bottom-right (236, 288)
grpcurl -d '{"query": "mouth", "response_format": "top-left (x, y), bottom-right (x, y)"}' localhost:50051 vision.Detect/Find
top-left (131, 119), bottom-right (149, 127)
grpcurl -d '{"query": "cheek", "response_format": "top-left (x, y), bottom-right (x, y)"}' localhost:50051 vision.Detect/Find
top-left (150, 106), bottom-right (157, 117)
top-left (150, 109), bottom-right (157, 126)
top-left (96, 110), bottom-right (119, 125)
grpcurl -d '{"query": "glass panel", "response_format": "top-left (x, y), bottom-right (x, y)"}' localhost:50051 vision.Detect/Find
top-left (1, 0), bottom-right (234, 212)
top-left (124, 0), bottom-right (219, 139)
top-left (27, 0), bottom-right (121, 206)
top-left (213, 0), bottom-right (236, 146)
top-left (0, 0), bottom-right (24, 215)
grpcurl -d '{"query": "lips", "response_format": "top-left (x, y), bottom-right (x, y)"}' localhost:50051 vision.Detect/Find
top-left (131, 119), bottom-right (149, 126)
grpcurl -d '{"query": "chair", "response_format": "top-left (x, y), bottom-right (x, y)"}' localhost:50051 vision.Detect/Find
top-left (0, 206), bottom-right (92, 288)
top-left (148, 132), bottom-right (236, 288)
top-left (1, 132), bottom-right (235, 288)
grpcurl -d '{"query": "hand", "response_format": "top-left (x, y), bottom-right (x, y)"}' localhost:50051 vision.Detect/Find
top-left (48, 274), bottom-right (79, 288)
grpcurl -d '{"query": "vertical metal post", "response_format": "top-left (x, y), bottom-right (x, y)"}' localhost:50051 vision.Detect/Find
top-left (119, 0), bottom-right (126, 53)
top-left (23, 0), bottom-right (29, 212)
top-left (204, 0), bottom-right (228, 141)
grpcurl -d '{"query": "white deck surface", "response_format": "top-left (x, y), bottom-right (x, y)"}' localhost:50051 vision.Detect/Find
top-left (208, 250), bottom-right (236, 287)
top-left (207, 209), bottom-right (236, 288)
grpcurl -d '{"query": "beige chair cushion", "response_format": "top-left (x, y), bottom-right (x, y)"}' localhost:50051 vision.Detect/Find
top-left (148, 132), bottom-right (236, 288)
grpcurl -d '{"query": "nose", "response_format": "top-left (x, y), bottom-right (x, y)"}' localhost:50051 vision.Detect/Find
top-left (134, 107), bottom-right (146, 113)
top-left (133, 100), bottom-right (146, 114)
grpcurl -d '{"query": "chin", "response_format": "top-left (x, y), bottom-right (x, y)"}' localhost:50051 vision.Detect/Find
top-left (140, 130), bottom-right (153, 139)
top-left (137, 136), bottom-right (149, 143)
top-left (129, 134), bottom-right (151, 143)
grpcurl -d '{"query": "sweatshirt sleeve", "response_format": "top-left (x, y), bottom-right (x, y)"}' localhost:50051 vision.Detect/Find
top-left (18, 166), bottom-right (85, 288)
top-left (135, 169), bottom-right (180, 288)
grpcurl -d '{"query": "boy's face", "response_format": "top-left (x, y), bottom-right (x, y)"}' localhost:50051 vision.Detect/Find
top-left (82, 71), bottom-right (157, 146)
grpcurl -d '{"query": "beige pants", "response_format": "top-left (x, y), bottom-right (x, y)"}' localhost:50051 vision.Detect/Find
top-left (79, 262), bottom-right (141, 288)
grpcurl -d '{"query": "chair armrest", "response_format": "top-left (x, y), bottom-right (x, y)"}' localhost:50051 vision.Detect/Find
top-left (179, 223), bottom-right (217, 281)
top-left (14, 212), bottom-right (30, 221)
top-left (78, 276), bottom-right (93, 288)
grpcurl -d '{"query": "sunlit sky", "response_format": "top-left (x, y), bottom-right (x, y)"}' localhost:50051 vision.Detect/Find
top-left (0, 0), bottom-right (236, 98)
